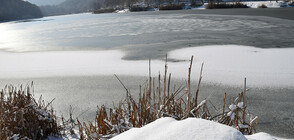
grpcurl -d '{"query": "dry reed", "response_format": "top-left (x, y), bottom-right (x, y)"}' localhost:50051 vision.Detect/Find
top-left (0, 55), bottom-right (258, 139)
top-left (78, 55), bottom-right (258, 139)
top-left (0, 82), bottom-right (61, 139)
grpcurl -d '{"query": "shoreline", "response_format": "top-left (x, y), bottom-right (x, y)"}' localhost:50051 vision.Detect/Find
top-left (0, 75), bottom-right (293, 138)
top-left (2, 7), bottom-right (294, 23)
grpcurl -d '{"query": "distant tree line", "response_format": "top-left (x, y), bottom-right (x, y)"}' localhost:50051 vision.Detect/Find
top-left (0, 0), bottom-right (42, 22)
top-left (40, 0), bottom-right (96, 16)
top-left (40, 0), bottom-right (205, 16)
top-left (93, 0), bottom-right (199, 9)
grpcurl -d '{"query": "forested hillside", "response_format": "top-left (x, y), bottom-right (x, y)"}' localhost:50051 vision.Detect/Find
top-left (40, 0), bottom-right (96, 16)
top-left (0, 0), bottom-right (42, 22)
top-left (40, 0), bottom-right (196, 16)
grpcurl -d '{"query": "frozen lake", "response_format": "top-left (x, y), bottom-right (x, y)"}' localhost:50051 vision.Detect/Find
top-left (0, 10), bottom-right (294, 138)
top-left (1, 9), bottom-right (294, 60)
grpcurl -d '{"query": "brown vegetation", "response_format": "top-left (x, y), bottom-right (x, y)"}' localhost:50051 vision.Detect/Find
top-left (206, 2), bottom-right (249, 9)
top-left (159, 4), bottom-right (183, 10)
top-left (78, 56), bottom-right (258, 139)
top-left (0, 56), bottom-right (259, 139)
top-left (258, 4), bottom-right (268, 8)
top-left (0, 82), bottom-right (60, 139)
top-left (93, 8), bottom-right (116, 14)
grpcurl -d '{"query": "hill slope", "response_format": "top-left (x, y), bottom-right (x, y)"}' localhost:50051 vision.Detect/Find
top-left (0, 0), bottom-right (42, 22)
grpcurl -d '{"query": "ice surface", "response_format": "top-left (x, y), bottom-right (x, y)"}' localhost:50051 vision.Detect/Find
top-left (1, 45), bottom-right (294, 87)
top-left (168, 45), bottom-right (294, 87)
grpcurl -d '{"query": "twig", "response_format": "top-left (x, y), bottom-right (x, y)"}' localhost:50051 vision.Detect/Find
top-left (195, 62), bottom-right (204, 107)
top-left (114, 74), bottom-right (129, 97)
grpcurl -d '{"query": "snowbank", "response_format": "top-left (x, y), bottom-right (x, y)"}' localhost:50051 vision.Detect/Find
top-left (111, 117), bottom-right (247, 140)
top-left (1, 45), bottom-right (294, 87)
top-left (111, 117), bottom-right (280, 140)
top-left (45, 118), bottom-right (288, 140)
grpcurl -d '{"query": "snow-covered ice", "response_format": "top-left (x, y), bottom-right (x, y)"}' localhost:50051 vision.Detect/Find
top-left (168, 45), bottom-right (294, 87)
top-left (1, 45), bottom-right (293, 87)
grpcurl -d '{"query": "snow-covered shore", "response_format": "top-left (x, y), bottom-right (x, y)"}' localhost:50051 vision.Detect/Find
top-left (196, 0), bottom-right (293, 9)
top-left (242, 1), bottom-right (289, 8)
top-left (109, 1), bottom-right (293, 13)
top-left (1, 45), bottom-right (293, 87)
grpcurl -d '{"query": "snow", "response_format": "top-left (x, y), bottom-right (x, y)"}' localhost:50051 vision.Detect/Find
top-left (110, 117), bottom-right (284, 140)
top-left (237, 102), bottom-right (244, 108)
top-left (115, 9), bottom-right (130, 13)
top-left (245, 132), bottom-right (277, 140)
top-left (242, 1), bottom-right (288, 8)
top-left (1, 45), bottom-right (294, 87)
top-left (191, 5), bottom-right (206, 10)
top-left (111, 117), bottom-right (247, 140)
top-left (44, 117), bottom-right (289, 140)
top-left (229, 104), bottom-right (237, 111)
top-left (238, 124), bottom-right (249, 129)
top-left (197, 99), bottom-right (207, 108)
top-left (168, 45), bottom-right (294, 87)
top-left (11, 134), bottom-right (20, 140)
top-left (250, 116), bottom-right (258, 125)
top-left (191, 1), bottom-right (291, 9)
top-left (227, 111), bottom-right (235, 120)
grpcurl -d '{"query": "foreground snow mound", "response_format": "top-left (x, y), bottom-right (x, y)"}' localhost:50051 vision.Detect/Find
top-left (111, 117), bottom-right (246, 140)
top-left (245, 132), bottom-right (277, 140)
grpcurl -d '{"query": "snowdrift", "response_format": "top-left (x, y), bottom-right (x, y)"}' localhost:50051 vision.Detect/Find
top-left (111, 117), bottom-right (277, 140)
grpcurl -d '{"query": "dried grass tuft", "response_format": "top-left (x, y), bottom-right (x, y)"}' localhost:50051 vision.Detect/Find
top-left (0, 82), bottom-right (61, 139)
top-left (1, 55), bottom-right (258, 139)
top-left (78, 56), bottom-right (258, 139)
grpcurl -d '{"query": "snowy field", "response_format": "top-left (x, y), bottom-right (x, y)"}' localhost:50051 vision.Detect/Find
top-left (1, 45), bottom-right (293, 87)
